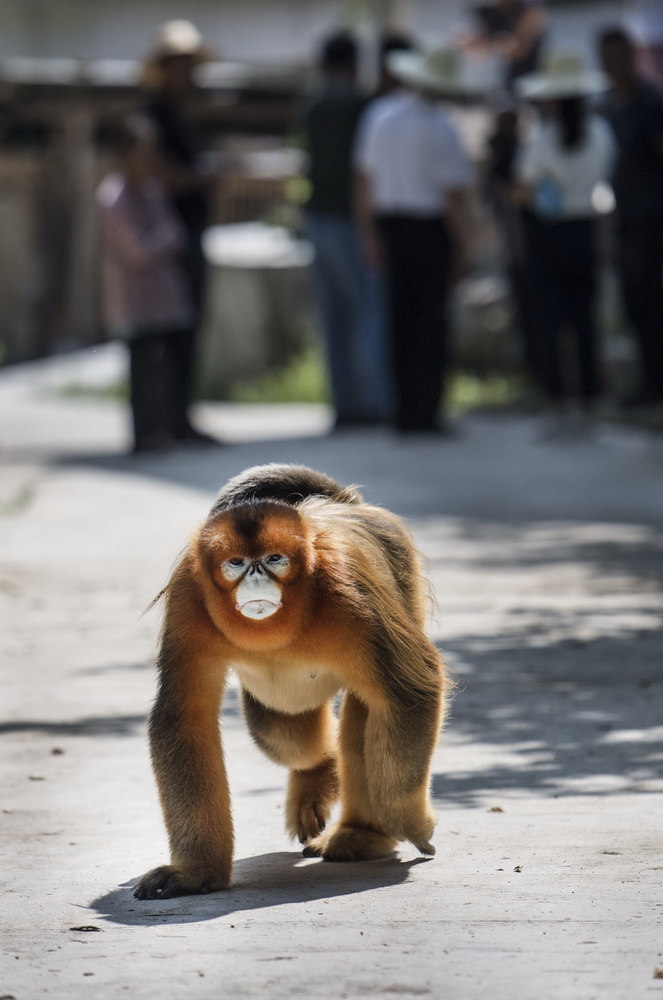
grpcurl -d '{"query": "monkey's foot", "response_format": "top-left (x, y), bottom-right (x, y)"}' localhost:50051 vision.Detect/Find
top-left (133, 864), bottom-right (230, 900)
top-left (286, 758), bottom-right (339, 843)
top-left (382, 801), bottom-right (437, 856)
top-left (303, 824), bottom-right (397, 862)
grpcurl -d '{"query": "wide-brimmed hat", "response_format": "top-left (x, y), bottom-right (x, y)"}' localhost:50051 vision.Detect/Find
top-left (515, 53), bottom-right (609, 101)
top-left (386, 41), bottom-right (485, 97)
top-left (141, 20), bottom-right (215, 88)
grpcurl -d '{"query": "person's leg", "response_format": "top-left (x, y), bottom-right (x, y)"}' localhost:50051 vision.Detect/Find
top-left (165, 326), bottom-right (219, 445)
top-left (403, 220), bottom-right (452, 430)
top-left (128, 331), bottom-right (173, 452)
top-left (524, 216), bottom-right (568, 403)
top-left (618, 216), bottom-right (663, 401)
top-left (354, 261), bottom-right (394, 422)
top-left (167, 325), bottom-right (197, 439)
top-left (379, 217), bottom-right (418, 430)
top-left (306, 213), bottom-right (366, 424)
top-left (565, 220), bottom-right (601, 406)
top-left (379, 217), bottom-right (452, 432)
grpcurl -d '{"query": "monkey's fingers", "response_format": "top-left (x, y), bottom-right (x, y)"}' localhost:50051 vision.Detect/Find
top-left (133, 864), bottom-right (228, 900)
top-left (294, 802), bottom-right (328, 844)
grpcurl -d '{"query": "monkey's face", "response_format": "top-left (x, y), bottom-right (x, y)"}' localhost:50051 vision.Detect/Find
top-left (196, 503), bottom-right (316, 650)
top-left (220, 552), bottom-right (289, 620)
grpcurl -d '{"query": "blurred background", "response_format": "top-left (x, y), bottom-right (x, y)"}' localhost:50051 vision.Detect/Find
top-left (0, 0), bottom-right (636, 417)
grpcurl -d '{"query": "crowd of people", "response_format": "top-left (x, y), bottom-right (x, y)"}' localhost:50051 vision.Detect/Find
top-left (95, 5), bottom-right (663, 453)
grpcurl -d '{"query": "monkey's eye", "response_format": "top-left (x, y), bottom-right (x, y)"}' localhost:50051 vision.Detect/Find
top-left (264, 553), bottom-right (290, 577)
top-left (221, 557), bottom-right (248, 581)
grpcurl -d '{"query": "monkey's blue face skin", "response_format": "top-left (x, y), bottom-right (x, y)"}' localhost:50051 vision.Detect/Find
top-left (221, 555), bottom-right (290, 620)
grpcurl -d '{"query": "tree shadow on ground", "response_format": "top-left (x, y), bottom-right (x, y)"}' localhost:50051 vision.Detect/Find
top-left (435, 628), bottom-right (663, 807)
top-left (0, 687), bottom-right (242, 739)
top-left (424, 519), bottom-right (663, 592)
top-left (49, 411), bottom-right (663, 525)
top-left (89, 852), bottom-right (429, 927)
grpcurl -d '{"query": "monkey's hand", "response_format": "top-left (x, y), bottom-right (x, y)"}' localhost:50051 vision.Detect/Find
top-left (286, 758), bottom-right (339, 843)
top-left (133, 863), bottom-right (230, 900)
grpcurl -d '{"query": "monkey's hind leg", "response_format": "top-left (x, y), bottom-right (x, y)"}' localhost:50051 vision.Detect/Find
top-left (241, 690), bottom-right (339, 843)
top-left (303, 693), bottom-right (398, 862)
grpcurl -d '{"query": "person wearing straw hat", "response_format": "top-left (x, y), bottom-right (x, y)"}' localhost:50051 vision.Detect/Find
top-left (141, 20), bottom-right (219, 445)
top-left (354, 41), bottom-right (475, 434)
top-left (513, 53), bottom-right (615, 438)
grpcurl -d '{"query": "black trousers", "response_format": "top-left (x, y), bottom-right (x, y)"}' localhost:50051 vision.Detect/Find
top-left (378, 215), bottom-right (452, 431)
top-left (524, 215), bottom-right (601, 403)
top-left (128, 325), bottom-right (195, 447)
top-left (617, 213), bottom-right (663, 400)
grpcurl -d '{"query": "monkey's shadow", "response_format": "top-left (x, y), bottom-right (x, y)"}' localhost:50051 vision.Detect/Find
top-left (91, 852), bottom-right (429, 927)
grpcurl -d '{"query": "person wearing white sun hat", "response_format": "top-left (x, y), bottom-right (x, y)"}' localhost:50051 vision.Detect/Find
top-left (385, 41), bottom-right (486, 99)
top-left (354, 41), bottom-right (476, 434)
top-left (515, 52), bottom-right (610, 101)
top-left (513, 53), bottom-right (615, 437)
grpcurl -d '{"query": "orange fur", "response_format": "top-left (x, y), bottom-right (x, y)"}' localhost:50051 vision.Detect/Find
top-left (133, 465), bottom-right (446, 899)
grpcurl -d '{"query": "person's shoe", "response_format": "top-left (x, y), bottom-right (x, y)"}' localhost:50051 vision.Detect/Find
top-left (396, 419), bottom-right (460, 438)
top-left (332, 414), bottom-right (390, 431)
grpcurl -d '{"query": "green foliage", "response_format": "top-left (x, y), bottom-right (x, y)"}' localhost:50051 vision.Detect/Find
top-left (228, 349), bottom-right (525, 412)
top-left (58, 380), bottom-right (129, 401)
top-left (447, 371), bottom-right (527, 413)
top-left (52, 346), bottom-right (525, 413)
top-left (229, 345), bottom-right (330, 404)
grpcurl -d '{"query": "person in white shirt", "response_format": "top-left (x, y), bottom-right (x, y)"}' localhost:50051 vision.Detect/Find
top-left (352, 32), bottom-right (416, 425)
top-left (514, 54), bottom-right (615, 434)
top-left (354, 42), bottom-right (475, 433)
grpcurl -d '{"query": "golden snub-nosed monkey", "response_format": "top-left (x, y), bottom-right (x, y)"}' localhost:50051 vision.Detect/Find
top-left (134, 463), bottom-right (446, 899)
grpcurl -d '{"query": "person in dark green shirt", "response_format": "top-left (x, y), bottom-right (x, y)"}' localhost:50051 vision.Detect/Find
top-left (301, 32), bottom-right (391, 427)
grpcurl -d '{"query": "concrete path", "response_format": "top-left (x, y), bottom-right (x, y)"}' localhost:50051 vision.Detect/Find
top-left (1, 346), bottom-right (662, 1000)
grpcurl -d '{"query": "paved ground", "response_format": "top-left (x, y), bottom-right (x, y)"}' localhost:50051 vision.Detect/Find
top-left (1, 345), bottom-right (662, 1000)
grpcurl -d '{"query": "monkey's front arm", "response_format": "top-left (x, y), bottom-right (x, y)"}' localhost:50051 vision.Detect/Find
top-left (134, 583), bottom-right (234, 900)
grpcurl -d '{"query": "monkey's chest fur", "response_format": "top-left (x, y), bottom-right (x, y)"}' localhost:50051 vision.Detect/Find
top-left (232, 660), bottom-right (341, 714)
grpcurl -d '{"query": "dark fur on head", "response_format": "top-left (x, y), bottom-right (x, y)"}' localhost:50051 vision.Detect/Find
top-left (210, 463), bottom-right (362, 516)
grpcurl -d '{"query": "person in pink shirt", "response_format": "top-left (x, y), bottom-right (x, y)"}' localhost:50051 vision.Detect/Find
top-left (96, 116), bottom-right (216, 453)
